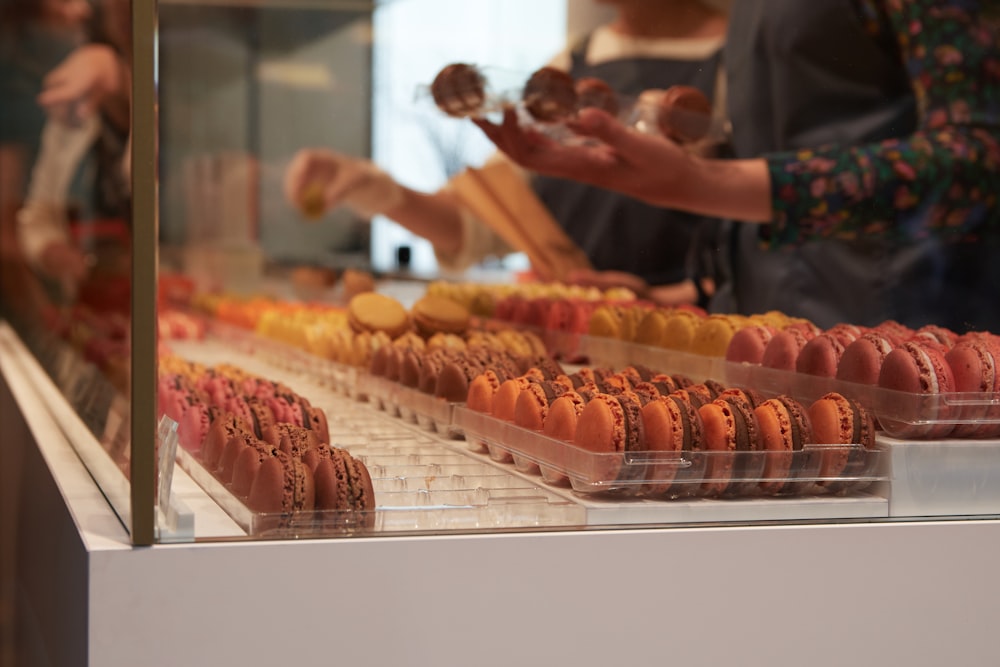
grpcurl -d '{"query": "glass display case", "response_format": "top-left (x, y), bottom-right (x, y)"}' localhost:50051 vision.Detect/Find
top-left (3, 0), bottom-right (1000, 551)
top-left (6, 2), bottom-right (1000, 665)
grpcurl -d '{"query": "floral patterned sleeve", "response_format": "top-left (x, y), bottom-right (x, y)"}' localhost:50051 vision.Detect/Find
top-left (765, 0), bottom-right (1000, 246)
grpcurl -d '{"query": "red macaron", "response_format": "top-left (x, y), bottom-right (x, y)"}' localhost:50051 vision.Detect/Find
top-left (878, 340), bottom-right (956, 439)
top-left (945, 338), bottom-right (1000, 438)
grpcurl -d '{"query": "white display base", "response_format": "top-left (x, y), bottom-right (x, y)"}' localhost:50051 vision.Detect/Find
top-left (7, 343), bottom-right (1000, 666)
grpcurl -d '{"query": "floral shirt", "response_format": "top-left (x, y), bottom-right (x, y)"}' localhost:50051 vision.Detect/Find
top-left (766, 0), bottom-right (1000, 246)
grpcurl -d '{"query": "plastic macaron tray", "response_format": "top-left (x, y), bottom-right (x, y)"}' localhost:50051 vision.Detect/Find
top-left (453, 407), bottom-right (882, 498)
top-left (577, 335), bottom-right (1000, 440)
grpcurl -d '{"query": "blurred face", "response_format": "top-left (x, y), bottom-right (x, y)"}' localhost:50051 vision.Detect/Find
top-left (39, 0), bottom-right (92, 30)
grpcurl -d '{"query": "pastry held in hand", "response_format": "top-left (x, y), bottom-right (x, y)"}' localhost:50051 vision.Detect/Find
top-left (575, 77), bottom-right (620, 116)
top-left (523, 66), bottom-right (578, 123)
top-left (431, 63), bottom-right (488, 118)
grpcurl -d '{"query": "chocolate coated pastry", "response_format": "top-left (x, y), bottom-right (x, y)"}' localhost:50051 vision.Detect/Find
top-left (656, 85), bottom-right (712, 144)
top-left (431, 63), bottom-right (487, 117)
top-left (523, 66), bottom-right (578, 122)
top-left (575, 77), bottom-right (619, 116)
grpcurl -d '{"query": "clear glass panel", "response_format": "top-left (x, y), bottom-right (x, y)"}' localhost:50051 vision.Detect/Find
top-left (0, 0), bottom-right (135, 535)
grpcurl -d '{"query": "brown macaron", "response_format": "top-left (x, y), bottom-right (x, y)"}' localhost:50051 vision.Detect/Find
top-left (410, 295), bottom-right (471, 338)
top-left (247, 449), bottom-right (315, 513)
top-left (431, 63), bottom-right (487, 118)
top-left (656, 84), bottom-right (712, 144)
top-left (523, 66), bottom-right (578, 122)
top-left (202, 412), bottom-right (252, 471)
top-left (575, 76), bottom-right (619, 115)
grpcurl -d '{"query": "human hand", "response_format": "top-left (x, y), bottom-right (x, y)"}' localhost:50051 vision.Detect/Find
top-left (283, 148), bottom-right (404, 220)
top-left (37, 44), bottom-right (125, 122)
top-left (565, 268), bottom-right (649, 299)
top-left (473, 106), bottom-right (693, 209)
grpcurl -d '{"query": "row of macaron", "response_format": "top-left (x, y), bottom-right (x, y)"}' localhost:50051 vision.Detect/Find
top-left (158, 357), bottom-right (375, 518)
top-left (727, 322), bottom-right (1000, 439)
top-left (367, 330), bottom-right (561, 404)
top-left (462, 362), bottom-right (875, 497)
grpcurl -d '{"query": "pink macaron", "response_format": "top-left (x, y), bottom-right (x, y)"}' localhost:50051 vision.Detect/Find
top-left (836, 331), bottom-right (900, 386)
top-left (725, 324), bottom-right (776, 365)
top-left (945, 337), bottom-right (1000, 438)
top-left (878, 340), bottom-right (956, 439)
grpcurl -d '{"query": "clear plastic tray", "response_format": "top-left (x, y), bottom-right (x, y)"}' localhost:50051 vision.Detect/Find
top-left (881, 433), bottom-right (1000, 517)
top-left (574, 333), bottom-right (1000, 440)
top-left (170, 340), bottom-right (585, 537)
top-left (725, 362), bottom-right (1000, 440)
top-left (576, 335), bottom-right (726, 382)
top-left (454, 407), bottom-right (884, 499)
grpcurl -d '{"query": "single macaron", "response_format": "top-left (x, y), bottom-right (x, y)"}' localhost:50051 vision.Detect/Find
top-left (634, 309), bottom-right (671, 348)
top-left (217, 430), bottom-right (258, 486)
top-left (434, 355), bottom-right (486, 403)
top-left (755, 395), bottom-right (815, 495)
top-left (312, 447), bottom-right (377, 527)
top-left (514, 381), bottom-right (567, 432)
top-left (640, 392), bottom-right (704, 496)
top-left (725, 324), bottom-right (776, 365)
top-left (492, 376), bottom-right (534, 423)
top-left (247, 449), bottom-right (316, 514)
top-left (466, 370), bottom-right (503, 413)
top-left (699, 394), bottom-right (760, 497)
top-left (277, 424), bottom-right (322, 458)
top-left (201, 412), bottom-right (252, 471)
top-left (410, 295), bottom-right (471, 338)
top-left (656, 84), bottom-right (712, 144)
top-left (878, 340), bottom-right (956, 439)
top-left (836, 331), bottom-right (899, 386)
top-left (690, 315), bottom-right (738, 357)
top-left (540, 391), bottom-right (589, 486)
top-left (761, 328), bottom-right (812, 372)
top-left (231, 439), bottom-right (278, 498)
top-left (808, 392), bottom-right (876, 491)
top-left (662, 310), bottom-right (703, 352)
top-left (575, 76), bottom-right (619, 115)
top-left (543, 391), bottom-right (588, 442)
top-left (347, 292), bottom-right (410, 339)
top-left (523, 66), bottom-right (578, 122)
top-left (945, 338), bottom-right (1000, 438)
top-left (574, 392), bottom-right (646, 485)
top-left (431, 63), bottom-right (487, 118)
top-left (795, 332), bottom-right (848, 378)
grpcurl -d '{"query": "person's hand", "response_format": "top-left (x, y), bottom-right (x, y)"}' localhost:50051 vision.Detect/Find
top-left (37, 44), bottom-right (126, 122)
top-left (566, 268), bottom-right (650, 299)
top-left (283, 148), bottom-right (404, 220)
top-left (473, 107), bottom-right (693, 209)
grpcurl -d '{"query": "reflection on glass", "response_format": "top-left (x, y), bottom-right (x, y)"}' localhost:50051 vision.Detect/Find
top-left (0, 0), bottom-right (134, 529)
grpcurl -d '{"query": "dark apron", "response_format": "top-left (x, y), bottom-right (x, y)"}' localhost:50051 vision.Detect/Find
top-left (532, 37), bottom-right (724, 287)
top-left (716, 0), bottom-right (1000, 332)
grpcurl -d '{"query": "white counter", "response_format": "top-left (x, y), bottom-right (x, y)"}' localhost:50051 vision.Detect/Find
top-left (5, 322), bottom-right (1000, 667)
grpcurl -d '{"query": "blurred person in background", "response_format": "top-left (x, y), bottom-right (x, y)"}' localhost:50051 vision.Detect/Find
top-left (475, 0), bottom-right (1000, 332)
top-left (1, 0), bottom-right (131, 313)
top-left (285, 0), bottom-right (728, 308)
